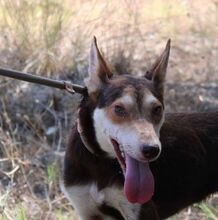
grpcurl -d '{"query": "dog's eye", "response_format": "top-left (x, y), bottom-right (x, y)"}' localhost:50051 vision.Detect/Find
top-left (114, 105), bottom-right (127, 118)
top-left (152, 105), bottom-right (163, 116)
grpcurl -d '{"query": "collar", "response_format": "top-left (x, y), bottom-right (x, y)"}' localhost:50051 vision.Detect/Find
top-left (77, 119), bottom-right (96, 155)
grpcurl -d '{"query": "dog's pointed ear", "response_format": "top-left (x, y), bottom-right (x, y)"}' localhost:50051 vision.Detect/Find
top-left (85, 37), bottom-right (112, 98)
top-left (145, 39), bottom-right (170, 100)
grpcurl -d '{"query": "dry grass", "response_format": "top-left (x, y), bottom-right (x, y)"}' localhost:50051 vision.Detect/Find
top-left (0, 0), bottom-right (218, 219)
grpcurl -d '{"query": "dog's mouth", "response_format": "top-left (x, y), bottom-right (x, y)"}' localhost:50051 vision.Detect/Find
top-left (111, 138), bottom-right (154, 204)
top-left (111, 139), bottom-right (126, 171)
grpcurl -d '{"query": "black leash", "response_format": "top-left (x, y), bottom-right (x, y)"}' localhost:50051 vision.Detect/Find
top-left (0, 67), bottom-right (87, 95)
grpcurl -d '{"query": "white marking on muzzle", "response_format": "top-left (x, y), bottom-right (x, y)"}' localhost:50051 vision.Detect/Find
top-left (93, 108), bottom-right (162, 161)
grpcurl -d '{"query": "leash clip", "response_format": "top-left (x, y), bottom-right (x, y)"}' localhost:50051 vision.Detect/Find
top-left (64, 81), bottom-right (75, 94)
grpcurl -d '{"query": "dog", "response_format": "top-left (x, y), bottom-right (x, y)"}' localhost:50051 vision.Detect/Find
top-left (61, 37), bottom-right (218, 220)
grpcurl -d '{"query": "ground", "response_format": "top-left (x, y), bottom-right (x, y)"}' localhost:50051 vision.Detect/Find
top-left (0, 0), bottom-right (218, 219)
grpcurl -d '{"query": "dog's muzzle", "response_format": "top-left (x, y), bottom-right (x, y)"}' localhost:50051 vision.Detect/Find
top-left (141, 144), bottom-right (160, 161)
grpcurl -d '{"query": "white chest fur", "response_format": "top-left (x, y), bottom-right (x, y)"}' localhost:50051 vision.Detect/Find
top-left (61, 182), bottom-right (140, 220)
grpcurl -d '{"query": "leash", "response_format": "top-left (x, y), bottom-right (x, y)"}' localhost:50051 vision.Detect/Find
top-left (0, 67), bottom-right (97, 155)
top-left (0, 67), bottom-right (87, 95)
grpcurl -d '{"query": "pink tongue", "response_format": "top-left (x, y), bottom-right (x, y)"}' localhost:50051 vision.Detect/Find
top-left (124, 154), bottom-right (154, 204)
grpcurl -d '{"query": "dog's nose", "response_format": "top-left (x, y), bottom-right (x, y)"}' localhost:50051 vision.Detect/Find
top-left (141, 145), bottom-right (160, 160)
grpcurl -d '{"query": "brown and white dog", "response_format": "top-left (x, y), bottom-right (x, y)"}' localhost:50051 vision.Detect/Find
top-left (62, 37), bottom-right (218, 220)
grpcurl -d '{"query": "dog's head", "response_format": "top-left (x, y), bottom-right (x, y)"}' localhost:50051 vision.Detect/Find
top-left (84, 37), bottom-right (170, 204)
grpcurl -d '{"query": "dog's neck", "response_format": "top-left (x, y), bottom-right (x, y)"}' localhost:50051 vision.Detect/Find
top-left (77, 95), bottom-right (109, 157)
top-left (76, 119), bottom-right (97, 155)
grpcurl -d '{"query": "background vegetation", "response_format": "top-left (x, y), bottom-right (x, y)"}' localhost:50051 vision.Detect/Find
top-left (0, 0), bottom-right (218, 219)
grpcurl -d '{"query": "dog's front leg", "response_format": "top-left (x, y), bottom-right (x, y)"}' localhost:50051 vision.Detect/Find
top-left (120, 201), bottom-right (160, 220)
top-left (103, 186), bottom-right (159, 220)
top-left (138, 201), bottom-right (160, 220)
